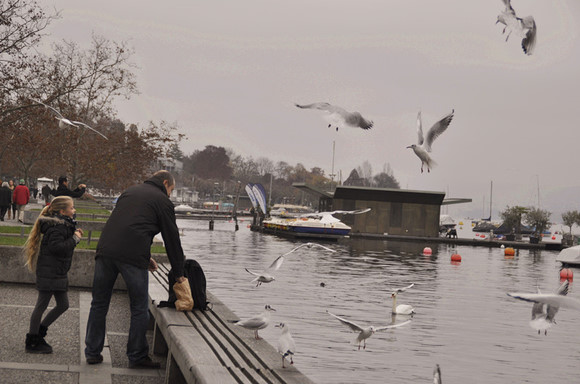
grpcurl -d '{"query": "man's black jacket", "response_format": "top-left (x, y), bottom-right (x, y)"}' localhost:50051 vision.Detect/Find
top-left (96, 176), bottom-right (185, 278)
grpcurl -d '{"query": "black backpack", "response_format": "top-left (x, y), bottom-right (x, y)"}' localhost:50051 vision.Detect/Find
top-left (160, 259), bottom-right (210, 311)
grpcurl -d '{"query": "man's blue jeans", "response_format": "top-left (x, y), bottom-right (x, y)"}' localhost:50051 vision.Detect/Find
top-left (84, 256), bottom-right (149, 363)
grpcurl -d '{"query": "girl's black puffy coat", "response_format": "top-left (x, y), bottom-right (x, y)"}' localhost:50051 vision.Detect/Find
top-left (35, 215), bottom-right (77, 291)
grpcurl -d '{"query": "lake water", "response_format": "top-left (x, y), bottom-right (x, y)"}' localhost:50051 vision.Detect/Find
top-left (176, 218), bottom-right (580, 384)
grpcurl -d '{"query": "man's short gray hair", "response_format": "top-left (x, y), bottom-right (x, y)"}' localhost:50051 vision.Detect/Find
top-left (153, 170), bottom-right (175, 186)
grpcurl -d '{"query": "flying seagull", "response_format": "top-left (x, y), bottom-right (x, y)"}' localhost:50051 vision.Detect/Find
top-left (496, 0), bottom-right (537, 55)
top-left (295, 102), bottom-right (373, 131)
top-left (234, 305), bottom-right (276, 339)
top-left (512, 281), bottom-right (569, 335)
top-left (390, 283), bottom-right (416, 315)
top-left (327, 311), bottom-right (411, 350)
top-left (29, 98), bottom-right (108, 140)
top-left (275, 322), bottom-right (296, 368)
top-left (433, 364), bottom-right (442, 384)
top-left (299, 208), bottom-right (371, 224)
top-left (245, 242), bottom-right (335, 286)
top-left (406, 110), bottom-right (454, 173)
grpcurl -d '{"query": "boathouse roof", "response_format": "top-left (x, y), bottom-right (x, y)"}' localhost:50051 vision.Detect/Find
top-left (333, 185), bottom-right (446, 205)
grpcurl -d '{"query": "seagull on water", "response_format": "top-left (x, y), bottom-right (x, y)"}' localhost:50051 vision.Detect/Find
top-left (245, 243), bottom-right (335, 287)
top-left (29, 98), bottom-right (108, 140)
top-left (235, 305), bottom-right (276, 339)
top-left (275, 322), bottom-right (296, 368)
top-left (496, 0), bottom-right (537, 55)
top-left (512, 280), bottom-right (569, 335)
top-left (390, 283), bottom-right (416, 315)
top-left (327, 311), bottom-right (411, 350)
top-left (406, 109), bottom-right (454, 173)
top-left (300, 208), bottom-right (371, 224)
top-left (295, 102), bottom-right (373, 131)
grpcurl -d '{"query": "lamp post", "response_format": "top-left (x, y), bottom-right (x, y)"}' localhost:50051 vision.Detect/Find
top-left (209, 182), bottom-right (219, 231)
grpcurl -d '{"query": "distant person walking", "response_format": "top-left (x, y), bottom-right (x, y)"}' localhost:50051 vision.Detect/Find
top-left (23, 196), bottom-right (83, 354)
top-left (13, 179), bottom-right (29, 222)
top-left (85, 170), bottom-right (185, 368)
top-left (7, 179), bottom-right (15, 220)
top-left (41, 184), bottom-right (52, 205)
top-left (0, 182), bottom-right (12, 221)
top-left (51, 176), bottom-right (86, 198)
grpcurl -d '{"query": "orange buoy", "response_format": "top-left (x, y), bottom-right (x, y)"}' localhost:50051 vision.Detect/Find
top-left (560, 268), bottom-right (574, 281)
top-left (423, 247), bottom-right (432, 255)
top-left (450, 254), bottom-right (462, 262)
top-left (552, 236), bottom-right (556, 240)
top-left (504, 247), bottom-right (515, 256)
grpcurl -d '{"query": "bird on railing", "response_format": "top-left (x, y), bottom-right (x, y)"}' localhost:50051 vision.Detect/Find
top-left (234, 305), bottom-right (276, 339)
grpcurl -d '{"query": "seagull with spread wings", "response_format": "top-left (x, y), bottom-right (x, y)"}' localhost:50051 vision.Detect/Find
top-left (245, 242), bottom-right (335, 286)
top-left (29, 98), bottom-right (108, 140)
top-left (406, 110), bottom-right (454, 173)
top-left (496, 0), bottom-right (537, 55)
top-left (295, 102), bottom-right (373, 131)
top-left (327, 311), bottom-right (411, 350)
top-left (510, 280), bottom-right (569, 335)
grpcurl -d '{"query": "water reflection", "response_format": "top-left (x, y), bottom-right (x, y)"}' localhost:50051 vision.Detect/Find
top-left (177, 219), bottom-right (580, 384)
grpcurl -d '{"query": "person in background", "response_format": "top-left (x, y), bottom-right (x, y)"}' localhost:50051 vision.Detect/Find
top-left (0, 182), bottom-right (12, 221)
top-left (41, 184), bottom-right (52, 205)
top-left (23, 196), bottom-right (83, 353)
top-left (13, 179), bottom-right (29, 222)
top-left (85, 170), bottom-right (185, 368)
top-left (7, 179), bottom-right (15, 220)
top-left (51, 176), bottom-right (86, 198)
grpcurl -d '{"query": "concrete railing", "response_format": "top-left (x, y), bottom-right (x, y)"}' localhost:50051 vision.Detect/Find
top-left (0, 245), bottom-right (168, 290)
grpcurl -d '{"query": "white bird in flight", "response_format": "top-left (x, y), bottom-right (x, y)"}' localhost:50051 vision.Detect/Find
top-left (29, 98), bottom-right (108, 140)
top-left (512, 280), bottom-right (569, 335)
top-left (300, 208), bottom-right (371, 224)
top-left (235, 305), bottom-right (276, 339)
top-left (390, 283), bottom-right (416, 315)
top-left (245, 243), bottom-right (335, 286)
top-left (406, 109), bottom-right (454, 173)
top-left (275, 322), bottom-right (296, 368)
top-left (295, 102), bottom-right (373, 131)
top-left (433, 364), bottom-right (442, 384)
top-left (327, 311), bottom-right (411, 350)
top-left (496, 0), bottom-right (537, 55)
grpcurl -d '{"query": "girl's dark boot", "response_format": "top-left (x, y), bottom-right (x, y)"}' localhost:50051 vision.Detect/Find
top-left (25, 333), bottom-right (53, 354)
top-left (39, 324), bottom-right (48, 338)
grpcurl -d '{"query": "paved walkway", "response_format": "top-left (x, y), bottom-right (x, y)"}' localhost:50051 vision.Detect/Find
top-left (0, 283), bottom-right (166, 384)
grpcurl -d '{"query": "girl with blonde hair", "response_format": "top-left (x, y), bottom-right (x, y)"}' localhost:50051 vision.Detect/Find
top-left (24, 196), bottom-right (83, 353)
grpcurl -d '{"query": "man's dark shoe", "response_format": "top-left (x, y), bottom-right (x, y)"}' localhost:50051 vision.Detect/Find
top-left (86, 354), bottom-right (104, 365)
top-left (129, 356), bottom-right (161, 369)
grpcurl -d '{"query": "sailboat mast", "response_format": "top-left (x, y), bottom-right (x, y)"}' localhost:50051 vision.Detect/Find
top-left (489, 181), bottom-right (493, 220)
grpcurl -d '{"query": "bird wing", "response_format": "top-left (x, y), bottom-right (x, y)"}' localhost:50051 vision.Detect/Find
top-left (416, 111), bottom-right (424, 146)
top-left (265, 254), bottom-right (284, 272)
top-left (327, 311), bottom-right (363, 332)
top-left (356, 115), bottom-right (373, 130)
top-left (295, 102), bottom-right (345, 115)
top-left (502, 0), bottom-right (514, 13)
top-left (245, 268), bottom-right (262, 277)
top-left (424, 110), bottom-right (454, 152)
top-left (393, 283), bottom-right (415, 294)
top-left (30, 98), bottom-right (64, 119)
top-left (236, 315), bottom-right (266, 329)
top-left (283, 242), bottom-right (336, 256)
top-left (507, 293), bottom-right (580, 311)
top-left (71, 121), bottom-right (109, 140)
top-left (546, 281), bottom-right (569, 322)
top-left (521, 16), bottom-right (536, 55)
top-left (374, 319), bottom-right (412, 332)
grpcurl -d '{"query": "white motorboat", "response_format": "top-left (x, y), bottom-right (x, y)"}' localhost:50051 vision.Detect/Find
top-left (556, 245), bottom-right (580, 266)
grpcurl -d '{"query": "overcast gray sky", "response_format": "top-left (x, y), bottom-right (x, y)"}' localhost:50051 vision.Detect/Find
top-left (45, 0), bottom-right (580, 221)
